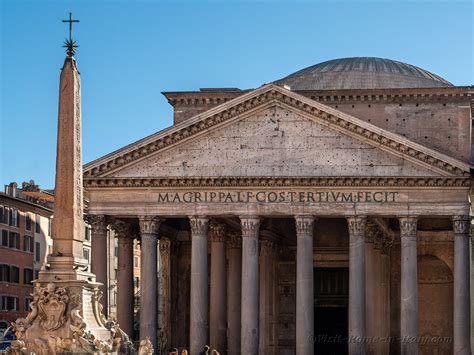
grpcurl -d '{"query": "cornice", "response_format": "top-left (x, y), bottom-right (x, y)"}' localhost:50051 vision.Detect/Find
top-left (83, 85), bottom-right (471, 179)
top-left (83, 176), bottom-right (470, 189)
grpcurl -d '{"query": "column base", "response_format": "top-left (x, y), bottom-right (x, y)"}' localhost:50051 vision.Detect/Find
top-left (7, 273), bottom-right (133, 354)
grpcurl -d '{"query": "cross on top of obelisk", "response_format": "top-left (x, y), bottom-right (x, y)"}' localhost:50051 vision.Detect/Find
top-left (62, 12), bottom-right (79, 57)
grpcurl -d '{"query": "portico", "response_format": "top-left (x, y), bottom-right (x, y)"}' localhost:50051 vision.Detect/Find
top-left (83, 83), bottom-right (472, 354)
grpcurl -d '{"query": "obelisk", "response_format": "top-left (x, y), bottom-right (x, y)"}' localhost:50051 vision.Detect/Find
top-left (8, 14), bottom-right (127, 354)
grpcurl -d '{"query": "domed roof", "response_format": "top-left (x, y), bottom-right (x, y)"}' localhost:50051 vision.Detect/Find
top-left (275, 57), bottom-right (452, 90)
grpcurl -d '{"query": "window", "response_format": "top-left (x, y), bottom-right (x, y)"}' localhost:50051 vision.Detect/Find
top-left (26, 214), bottom-right (32, 231)
top-left (85, 226), bottom-right (91, 241)
top-left (23, 268), bottom-right (33, 284)
top-left (0, 296), bottom-right (7, 310)
top-left (1, 207), bottom-right (8, 225)
top-left (0, 265), bottom-right (10, 282)
top-left (134, 256), bottom-right (139, 268)
top-left (9, 209), bottom-right (19, 227)
top-left (83, 248), bottom-right (90, 262)
top-left (24, 235), bottom-right (34, 252)
top-left (25, 297), bottom-right (32, 311)
top-left (35, 215), bottom-right (41, 233)
top-left (8, 232), bottom-right (20, 249)
top-left (1, 230), bottom-right (7, 247)
top-left (1, 296), bottom-right (19, 311)
top-left (10, 266), bottom-right (19, 283)
top-left (35, 242), bottom-right (41, 262)
top-left (34, 269), bottom-right (39, 280)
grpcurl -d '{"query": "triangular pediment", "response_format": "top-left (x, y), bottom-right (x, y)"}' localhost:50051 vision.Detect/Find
top-left (84, 85), bottom-right (470, 180)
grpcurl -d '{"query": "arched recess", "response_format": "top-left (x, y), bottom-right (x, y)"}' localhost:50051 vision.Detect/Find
top-left (418, 254), bottom-right (453, 355)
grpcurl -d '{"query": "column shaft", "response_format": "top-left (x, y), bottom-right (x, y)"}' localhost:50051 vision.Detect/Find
top-left (209, 223), bottom-right (227, 353)
top-left (347, 216), bottom-right (367, 355)
top-left (89, 215), bottom-right (108, 317)
top-left (259, 239), bottom-right (277, 354)
top-left (399, 216), bottom-right (418, 355)
top-left (113, 221), bottom-right (134, 339)
top-left (139, 216), bottom-right (162, 352)
top-left (227, 233), bottom-right (242, 355)
top-left (295, 216), bottom-right (314, 355)
top-left (365, 238), bottom-right (375, 355)
top-left (159, 238), bottom-right (172, 353)
top-left (240, 216), bottom-right (260, 355)
top-left (189, 217), bottom-right (209, 355)
top-left (452, 215), bottom-right (471, 354)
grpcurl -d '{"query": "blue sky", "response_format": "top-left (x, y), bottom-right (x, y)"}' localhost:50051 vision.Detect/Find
top-left (1, 0), bottom-right (473, 189)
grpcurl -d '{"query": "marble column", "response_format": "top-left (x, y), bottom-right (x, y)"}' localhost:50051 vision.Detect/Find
top-left (259, 239), bottom-right (277, 355)
top-left (227, 232), bottom-right (242, 355)
top-left (112, 220), bottom-right (135, 339)
top-left (159, 237), bottom-right (172, 353)
top-left (88, 214), bottom-right (109, 317)
top-left (139, 216), bottom-right (162, 352)
top-left (399, 216), bottom-right (418, 355)
top-left (452, 215), bottom-right (471, 354)
top-left (240, 216), bottom-right (260, 355)
top-left (209, 223), bottom-right (227, 353)
top-left (347, 216), bottom-right (367, 355)
top-left (295, 216), bottom-right (314, 355)
top-left (189, 216), bottom-right (209, 355)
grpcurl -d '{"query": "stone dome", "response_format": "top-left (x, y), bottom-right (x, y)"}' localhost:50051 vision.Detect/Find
top-left (275, 57), bottom-right (453, 90)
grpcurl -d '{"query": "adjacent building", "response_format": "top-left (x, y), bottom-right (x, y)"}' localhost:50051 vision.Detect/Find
top-left (0, 182), bottom-right (53, 328)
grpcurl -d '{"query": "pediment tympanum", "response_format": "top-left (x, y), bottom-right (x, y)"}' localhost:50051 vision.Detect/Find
top-left (83, 85), bottom-right (470, 182)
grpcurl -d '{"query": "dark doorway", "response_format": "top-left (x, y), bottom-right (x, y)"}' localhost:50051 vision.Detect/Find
top-left (314, 267), bottom-right (349, 355)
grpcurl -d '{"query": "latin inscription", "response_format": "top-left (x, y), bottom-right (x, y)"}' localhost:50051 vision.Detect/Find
top-left (157, 191), bottom-right (398, 204)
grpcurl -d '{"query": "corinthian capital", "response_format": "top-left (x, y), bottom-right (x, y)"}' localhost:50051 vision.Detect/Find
top-left (295, 216), bottom-right (314, 236)
top-left (399, 216), bottom-right (418, 238)
top-left (227, 231), bottom-right (242, 249)
top-left (260, 239), bottom-right (277, 257)
top-left (139, 216), bottom-right (163, 235)
top-left (452, 215), bottom-right (470, 235)
top-left (189, 216), bottom-right (209, 237)
top-left (240, 216), bottom-right (260, 238)
top-left (85, 214), bottom-right (108, 234)
top-left (209, 223), bottom-right (226, 243)
top-left (111, 219), bottom-right (132, 239)
top-left (346, 216), bottom-right (367, 236)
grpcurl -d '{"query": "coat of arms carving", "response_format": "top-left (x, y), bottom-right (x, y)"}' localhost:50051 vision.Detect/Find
top-left (37, 283), bottom-right (69, 331)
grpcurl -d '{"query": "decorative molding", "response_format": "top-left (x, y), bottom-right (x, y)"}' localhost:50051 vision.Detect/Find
top-left (227, 231), bottom-right (242, 249)
top-left (452, 215), bottom-right (470, 235)
top-left (399, 216), bottom-right (418, 237)
top-left (83, 85), bottom-right (470, 179)
top-left (347, 216), bottom-right (367, 236)
top-left (295, 216), bottom-right (314, 236)
top-left (138, 216), bottom-right (162, 235)
top-left (85, 214), bottom-right (108, 234)
top-left (240, 216), bottom-right (260, 238)
top-left (189, 216), bottom-right (209, 236)
top-left (209, 223), bottom-right (226, 242)
top-left (83, 176), bottom-right (470, 189)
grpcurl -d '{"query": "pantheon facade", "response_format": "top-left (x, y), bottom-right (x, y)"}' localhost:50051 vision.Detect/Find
top-left (83, 58), bottom-right (473, 354)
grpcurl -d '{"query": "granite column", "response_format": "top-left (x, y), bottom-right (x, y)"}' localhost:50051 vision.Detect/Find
top-left (399, 216), bottom-right (418, 355)
top-left (139, 216), bottom-right (162, 352)
top-left (295, 216), bottom-right (314, 355)
top-left (240, 216), bottom-right (260, 355)
top-left (88, 214), bottom-right (109, 317)
top-left (112, 220), bottom-right (135, 339)
top-left (347, 216), bottom-right (367, 355)
top-left (189, 216), bottom-right (209, 355)
top-left (227, 232), bottom-right (242, 355)
top-left (209, 223), bottom-right (227, 353)
top-left (452, 215), bottom-right (471, 354)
